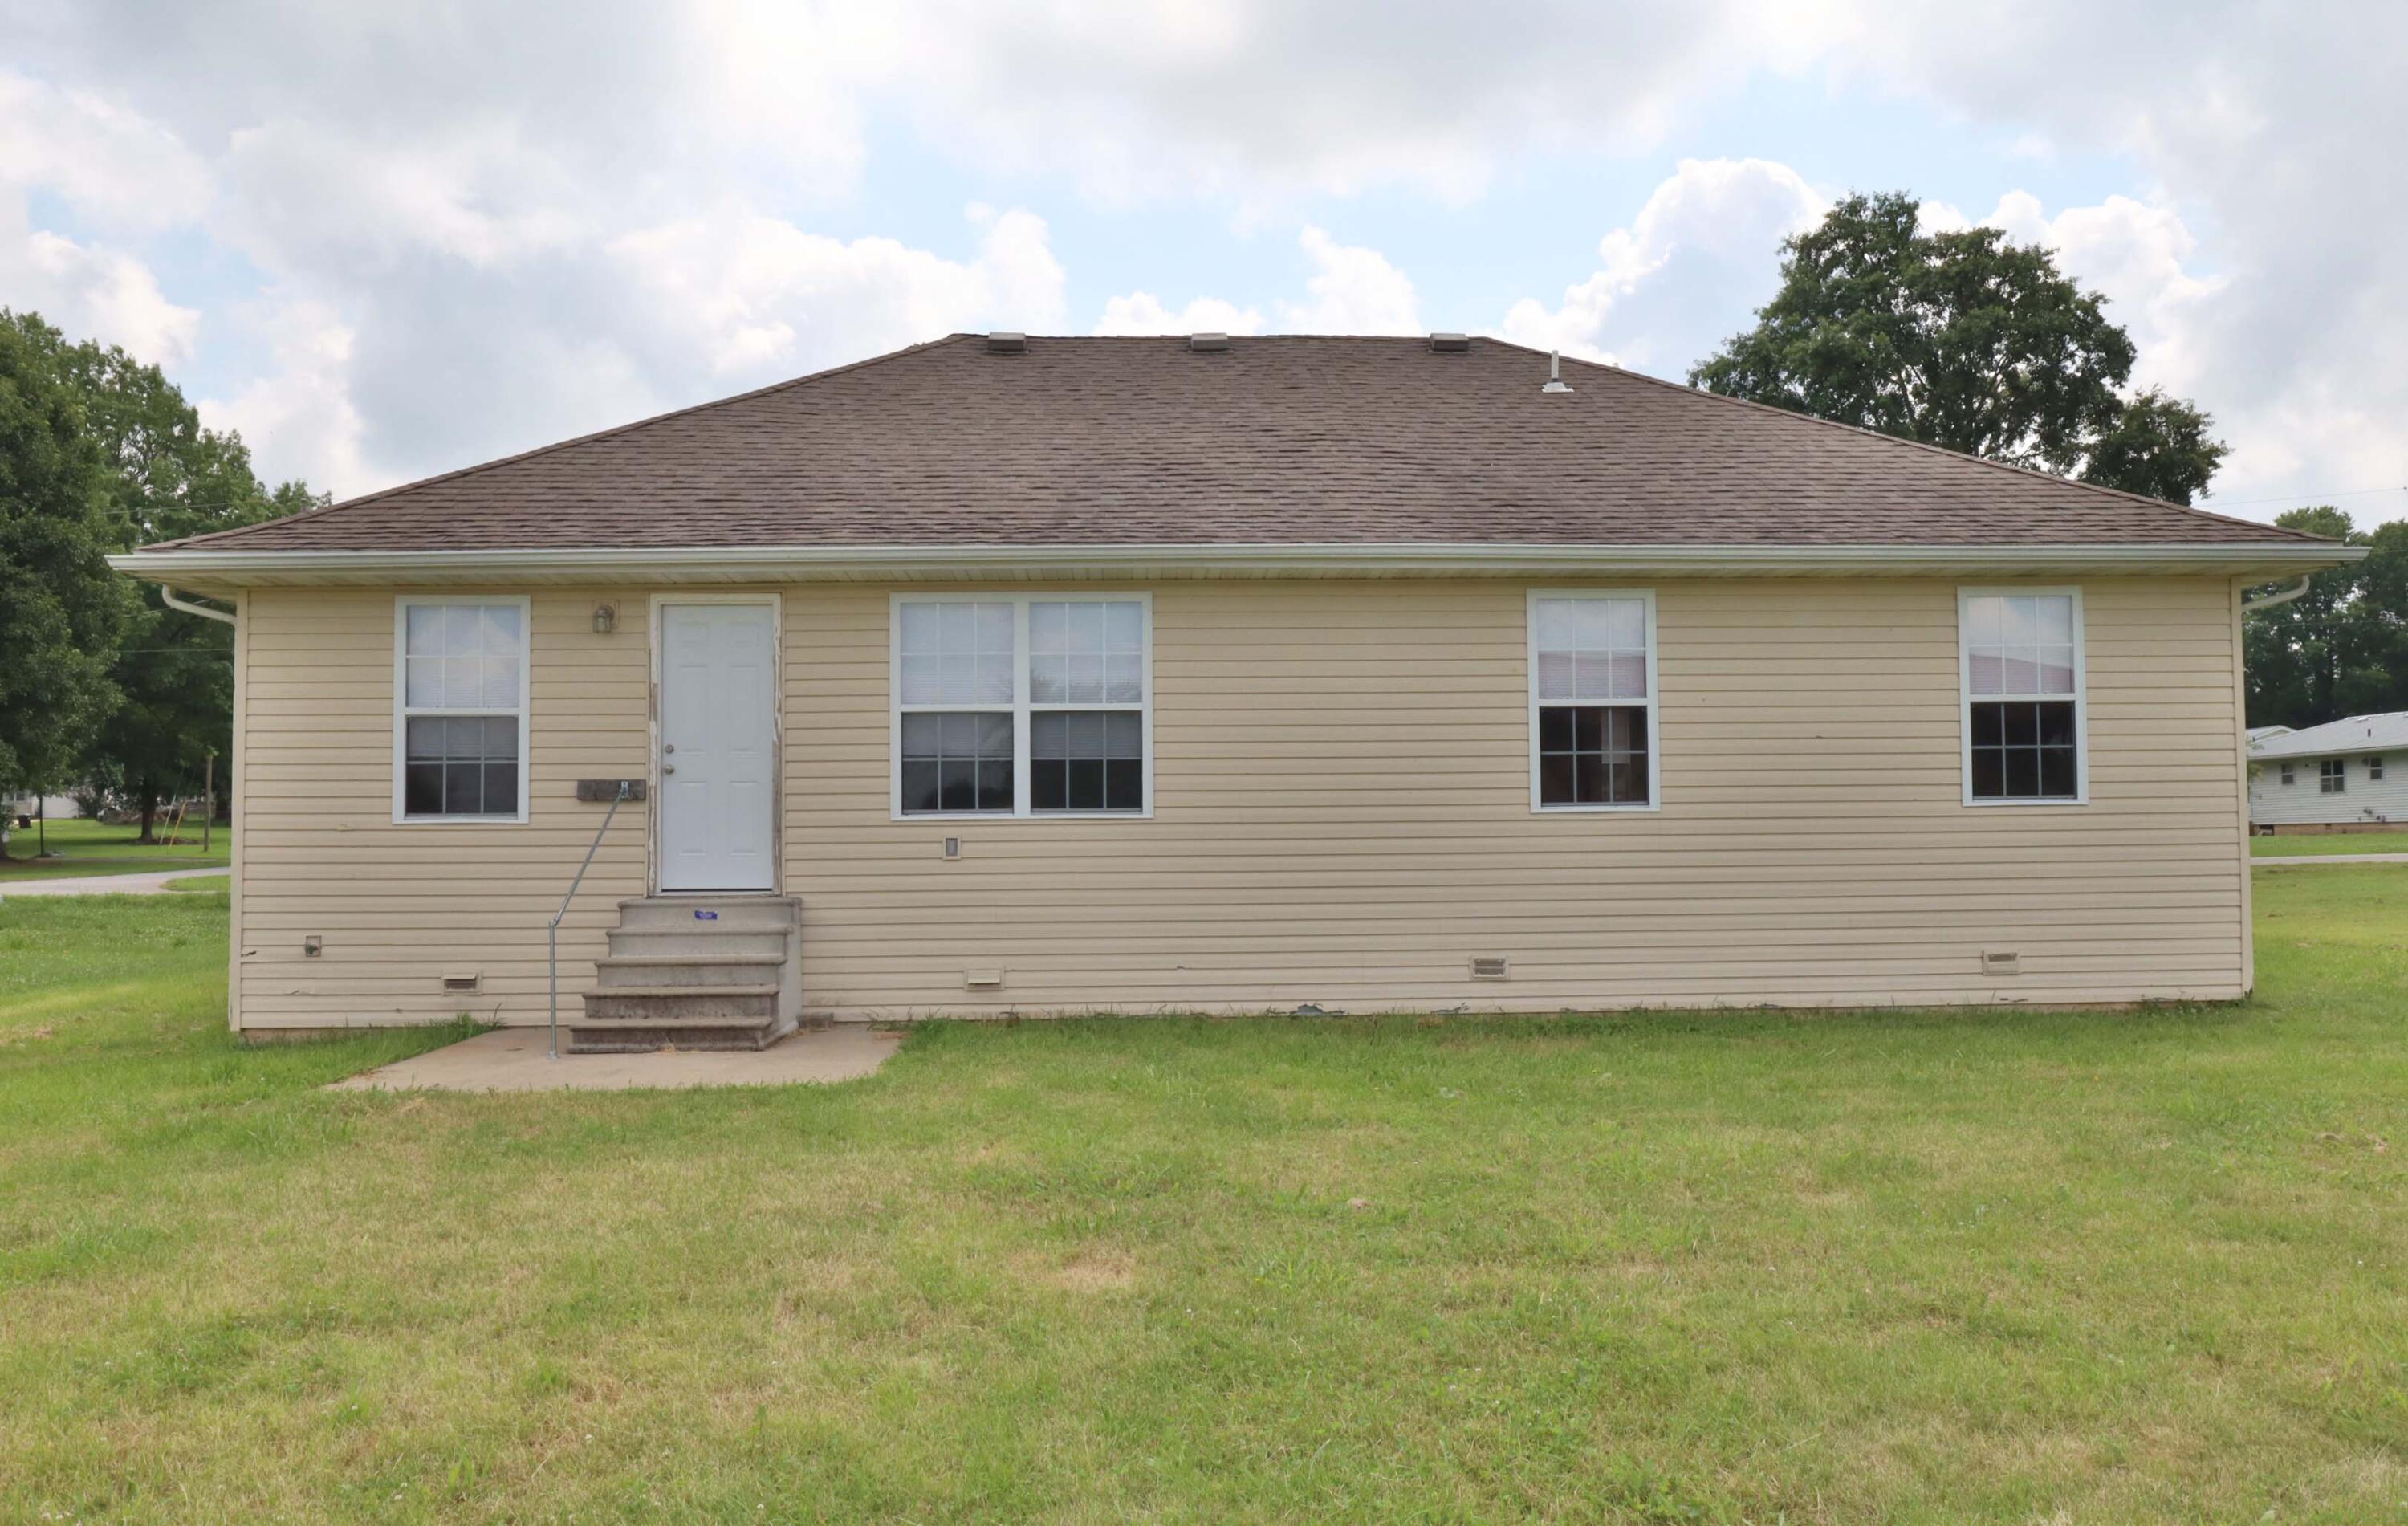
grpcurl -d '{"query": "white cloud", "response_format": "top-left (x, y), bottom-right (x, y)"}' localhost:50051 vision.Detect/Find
top-left (1503, 157), bottom-right (1824, 370)
top-left (610, 205), bottom-right (1065, 375)
top-left (0, 69), bottom-right (209, 231)
top-left (1092, 291), bottom-right (1264, 336)
top-left (1278, 226), bottom-right (1418, 333)
top-left (199, 295), bottom-right (368, 494)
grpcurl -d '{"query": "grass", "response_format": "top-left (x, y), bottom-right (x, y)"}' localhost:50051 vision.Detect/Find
top-left (0, 814), bottom-right (230, 879)
top-left (2254, 828), bottom-right (2408, 857)
top-left (2, 876), bottom-right (2405, 1522)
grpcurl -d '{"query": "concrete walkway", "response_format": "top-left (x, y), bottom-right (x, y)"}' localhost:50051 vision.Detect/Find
top-left (328, 1023), bottom-right (901, 1093)
top-left (2255, 853), bottom-right (2408, 867)
top-left (0, 867), bottom-right (229, 897)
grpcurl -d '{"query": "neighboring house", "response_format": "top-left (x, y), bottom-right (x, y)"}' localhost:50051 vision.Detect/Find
top-left (2245, 724), bottom-right (2293, 744)
top-left (2248, 712), bottom-right (2408, 830)
top-left (5, 794), bottom-right (80, 823)
top-left (112, 334), bottom-right (2357, 1048)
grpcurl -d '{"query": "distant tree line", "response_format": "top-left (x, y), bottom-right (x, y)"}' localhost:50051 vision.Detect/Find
top-left (1694, 190), bottom-right (2402, 730)
top-left (0, 310), bottom-right (323, 839)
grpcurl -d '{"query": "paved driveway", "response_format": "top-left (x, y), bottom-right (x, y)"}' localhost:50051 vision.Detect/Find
top-left (0, 868), bottom-right (230, 897)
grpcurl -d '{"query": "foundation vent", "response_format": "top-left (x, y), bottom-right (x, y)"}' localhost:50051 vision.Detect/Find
top-left (1980, 950), bottom-right (2020, 978)
top-left (963, 970), bottom-right (1004, 991)
top-left (442, 971), bottom-right (482, 993)
top-left (1469, 955), bottom-right (1510, 979)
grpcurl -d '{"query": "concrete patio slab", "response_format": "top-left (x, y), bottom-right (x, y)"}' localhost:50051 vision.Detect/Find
top-left (328, 1023), bottom-right (902, 1093)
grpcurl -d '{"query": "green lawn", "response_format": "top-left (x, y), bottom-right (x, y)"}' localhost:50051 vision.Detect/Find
top-left (2254, 828), bottom-right (2408, 857)
top-left (0, 814), bottom-right (230, 879)
top-left (2, 877), bottom-right (2404, 1523)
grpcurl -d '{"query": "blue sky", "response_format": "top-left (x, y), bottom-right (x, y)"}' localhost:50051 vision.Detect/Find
top-left (2, 2), bottom-right (2402, 527)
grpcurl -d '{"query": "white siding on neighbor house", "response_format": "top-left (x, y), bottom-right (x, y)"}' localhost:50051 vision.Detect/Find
top-left (230, 575), bottom-right (2252, 1029)
top-left (2250, 751), bottom-right (2408, 826)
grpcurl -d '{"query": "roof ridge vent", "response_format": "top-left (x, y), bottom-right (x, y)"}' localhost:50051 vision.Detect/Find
top-left (1428, 332), bottom-right (1470, 352)
top-left (1187, 332), bottom-right (1230, 352)
top-left (1541, 348), bottom-right (1573, 394)
top-left (986, 332), bottom-right (1027, 354)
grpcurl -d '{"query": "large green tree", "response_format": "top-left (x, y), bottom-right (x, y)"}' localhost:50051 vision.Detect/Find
top-left (1691, 192), bottom-right (2227, 503)
top-left (4, 311), bottom-right (319, 838)
top-left (0, 315), bottom-right (126, 801)
top-left (2243, 505), bottom-right (2408, 730)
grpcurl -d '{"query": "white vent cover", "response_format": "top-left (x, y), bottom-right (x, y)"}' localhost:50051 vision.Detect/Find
top-left (442, 971), bottom-right (482, 992)
top-left (1469, 955), bottom-right (1509, 979)
top-left (963, 970), bottom-right (1004, 991)
top-left (1980, 950), bottom-right (2020, 977)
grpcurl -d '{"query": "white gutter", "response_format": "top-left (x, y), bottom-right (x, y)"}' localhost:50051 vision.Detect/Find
top-left (160, 586), bottom-right (238, 625)
top-left (2240, 575), bottom-right (2313, 613)
top-left (112, 539), bottom-right (2369, 584)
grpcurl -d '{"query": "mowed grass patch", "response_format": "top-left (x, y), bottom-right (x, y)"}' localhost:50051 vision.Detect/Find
top-left (0, 815), bottom-right (231, 878)
top-left (2254, 828), bottom-right (2408, 857)
top-left (0, 873), bottom-right (2403, 1522)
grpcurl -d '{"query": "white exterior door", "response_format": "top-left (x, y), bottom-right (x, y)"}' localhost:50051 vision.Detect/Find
top-left (657, 601), bottom-right (777, 892)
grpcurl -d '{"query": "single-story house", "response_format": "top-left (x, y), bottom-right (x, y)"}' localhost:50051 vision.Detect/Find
top-left (2248, 711), bottom-right (2407, 831)
top-left (112, 334), bottom-right (2358, 1048)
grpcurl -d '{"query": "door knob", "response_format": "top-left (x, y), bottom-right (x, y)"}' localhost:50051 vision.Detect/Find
top-left (662, 764), bottom-right (676, 775)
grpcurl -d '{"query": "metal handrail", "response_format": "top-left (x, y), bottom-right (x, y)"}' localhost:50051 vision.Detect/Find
top-left (549, 782), bottom-right (632, 1059)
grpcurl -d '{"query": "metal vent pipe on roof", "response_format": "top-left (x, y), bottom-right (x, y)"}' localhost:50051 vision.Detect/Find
top-left (1541, 349), bottom-right (1573, 393)
top-left (1187, 332), bottom-right (1230, 352)
top-left (986, 332), bottom-right (1027, 354)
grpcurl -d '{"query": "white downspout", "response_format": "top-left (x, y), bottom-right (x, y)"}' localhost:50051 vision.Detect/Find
top-left (2240, 576), bottom-right (2312, 613)
top-left (161, 586), bottom-right (238, 625)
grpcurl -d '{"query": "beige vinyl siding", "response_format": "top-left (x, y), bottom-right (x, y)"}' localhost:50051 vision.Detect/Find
top-left (232, 575), bottom-right (2249, 1028)
top-left (236, 588), bottom-right (649, 1026)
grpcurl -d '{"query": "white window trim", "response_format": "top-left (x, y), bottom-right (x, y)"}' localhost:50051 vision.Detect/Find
top-left (2321, 758), bottom-right (2347, 794)
top-left (1957, 585), bottom-right (2088, 808)
top-left (888, 591), bottom-right (1155, 821)
top-left (2370, 755), bottom-right (2386, 781)
top-left (393, 594), bottom-right (532, 825)
top-left (2280, 763), bottom-right (2296, 786)
top-left (1526, 588), bottom-right (1662, 815)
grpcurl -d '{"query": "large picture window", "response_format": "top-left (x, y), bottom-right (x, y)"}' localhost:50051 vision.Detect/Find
top-left (394, 597), bottom-right (530, 822)
top-left (892, 594), bottom-right (1152, 817)
top-left (1528, 591), bottom-right (1658, 811)
top-left (1959, 588), bottom-right (2085, 804)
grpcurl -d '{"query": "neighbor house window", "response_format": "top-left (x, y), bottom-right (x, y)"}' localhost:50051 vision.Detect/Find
top-left (892, 595), bottom-right (1151, 817)
top-left (2280, 763), bottom-right (2296, 786)
top-left (394, 597), bottom-right (530, 822)
top-left (2370, 756), bottom-right (2386, 782)
top-left (2321, 759), bottom-right (2346, 794)
top-left (1528, 591), bottom-right (1657, 810)
top-left (1960, 589), bottom-right (2085, 804)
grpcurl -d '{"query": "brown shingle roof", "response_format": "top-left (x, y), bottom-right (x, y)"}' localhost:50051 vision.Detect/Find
top-left (154, 334), bottom-right (2327, 553)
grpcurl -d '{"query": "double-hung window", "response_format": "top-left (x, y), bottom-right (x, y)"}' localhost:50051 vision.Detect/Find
top-left (1528, 591), bottom-right (1657, 810)
top-left (2280, 763), bottom-right (2296, 786)
top-left (1960, 588), bottom-right (2085, 804)
top-left (394, 596), bottom-right (530, 822)
top-left (893, 594), bottom-right (1150, 817)
top-left (2369, 755), bottom-right (2385, 783)
top-left (2321, 759), bottom-right (2347, 794)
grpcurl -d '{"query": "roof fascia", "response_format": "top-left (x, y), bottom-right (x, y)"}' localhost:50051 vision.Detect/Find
top-left (113, 539), bottom-right (2366, 592)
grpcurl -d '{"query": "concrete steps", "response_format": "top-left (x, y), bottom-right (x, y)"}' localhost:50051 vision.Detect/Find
top-left (569, 895), bottom-right (802, 1054)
